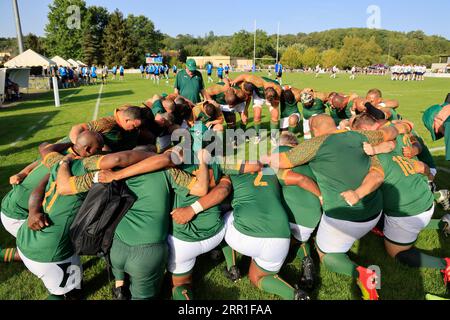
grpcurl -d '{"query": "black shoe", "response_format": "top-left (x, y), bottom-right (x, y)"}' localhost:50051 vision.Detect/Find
top-left (294, 285), bottom-right (311, 300)
top-left (112, 286), bottom-right (130, 300)
top-left (224, 266), bottom-right (241, 283)
top-left (299, 256), bottom-right (316, 291)
top-left (210, 249), bottom-right (223, 261)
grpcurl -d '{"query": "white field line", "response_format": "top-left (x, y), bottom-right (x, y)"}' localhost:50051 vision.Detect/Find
top-left (92, 84), bottom-right (104, 121)
top-left (9, 115), bottom-right (51, 147)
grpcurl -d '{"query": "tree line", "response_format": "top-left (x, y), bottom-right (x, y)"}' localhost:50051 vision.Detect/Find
top-left (1, 0), bottom-right (449, 68)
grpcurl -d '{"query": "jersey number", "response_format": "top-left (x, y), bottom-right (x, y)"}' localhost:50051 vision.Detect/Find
top-left (58, 263), bottom-right (82, 290)
top-left (392, 156), bottom-right (416, 177)
top-left (253, 172), bottom-right (268, 187)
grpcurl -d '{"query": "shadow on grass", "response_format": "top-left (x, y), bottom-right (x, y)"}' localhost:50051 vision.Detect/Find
top-left (0, 111), bottom-right (59, 150)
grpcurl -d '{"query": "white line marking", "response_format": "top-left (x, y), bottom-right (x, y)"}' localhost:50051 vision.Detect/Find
top-left (92, 84), bottom-right (104, 121)
top-left (438, 167), bottom-right (450, 174)
top-left (9, 115), bottom-right (51, 147)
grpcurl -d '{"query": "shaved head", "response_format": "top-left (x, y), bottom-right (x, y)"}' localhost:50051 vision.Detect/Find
top-left (310, 114), bottom-right (337, 137)
top-left (75, 131), bottom-right (104, 157)
top-left (331, 94), bottom-right (347, 110)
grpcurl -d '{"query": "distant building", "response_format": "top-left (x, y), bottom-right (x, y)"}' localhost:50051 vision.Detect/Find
top-left (431, 55), bottom-right (450, 73)
top-left (187, 56), bottom-right (254, 71)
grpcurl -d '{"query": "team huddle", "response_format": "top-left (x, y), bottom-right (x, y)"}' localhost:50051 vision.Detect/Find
top-left (390, 65), bottom-right (427, 81)
top-left (2, 60), bottom-right (450, 301)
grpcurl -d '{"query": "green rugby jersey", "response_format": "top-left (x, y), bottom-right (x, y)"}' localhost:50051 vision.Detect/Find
top-left (222, 164), bottom-right (290, 239)
top-left (329, 101), bottom-right (354, 126)
top-left (16, 153), bottom-right (102, 263)
top-left (115, 169), bottom-right (196, 246)
top-left (274, 146), bottom-right (322, 229)
top-left (284, 130), bottom-right (385, 222)
top-left (170, 162), bottom-right (224, 242)
top-left (302, 98), bottom-right (326, 120)
top-left (1, 163), bottom-right (48, 221)
top-left (280, 97), bottom-right (300, 119)
top-left (378, 153), bottom-right (434, 217)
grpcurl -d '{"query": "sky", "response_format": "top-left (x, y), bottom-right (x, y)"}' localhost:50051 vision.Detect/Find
top-left (1, 0), bottom-right (450, 39)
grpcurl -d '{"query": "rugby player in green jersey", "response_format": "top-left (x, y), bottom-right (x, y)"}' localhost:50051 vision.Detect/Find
top-left (230, 74), bottom-right (282, 144)
top-left (16, 137), bottom-right (157, 300)
top-left (264, 114), bottom-right (414, 300)
top-left (299, 89), bottom-right (329, 140)
top-left (345, 152), bottom-right (450, 291)
top-left (352, 113), bottom-right (448, 210)
top-left (279, 87), bottom-right (302, 134)
top-left (216, 156), bottom-right (322, 300)
top-left (0, 133), bottom-right (103, 263)
top-left (328, 93), bottom-right (366, 127)
top-left (273, 132), bottom-right (323, 290)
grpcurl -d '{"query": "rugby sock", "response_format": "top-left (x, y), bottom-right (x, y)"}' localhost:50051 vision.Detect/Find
top-left (0, 247), bottom-right (17, 263)
top-left (258, 274), bottom-right (295, 300)
top-left (172, 285), bottom-right (193, 301)
top-left (270, 121), bottom-right (280, 141)
top-left (254, 122), bottom-right (261, 136)
top-left (47, 294), bottom-right (64, 300)
top-left (220, 242), bottom-right (236, 271)
top-left (296, 242), bottom-right (311, 261)
top-left (288, 125), bottom-right (297, 134)
top-left (395, 248), bottom-right (446, 269)
top-left (322, 253), bottom-right (359, 278)
top-left (270, 121), bottom-right (279, 131)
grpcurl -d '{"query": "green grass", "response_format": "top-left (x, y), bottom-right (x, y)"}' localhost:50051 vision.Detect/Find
top-left (1, 72), bottom-right (449, 300)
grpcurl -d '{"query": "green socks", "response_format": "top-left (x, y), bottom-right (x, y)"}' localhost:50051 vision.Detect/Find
top-left (220, 242), bottom-right (236, 271)
top-left (258, 274), bottom-right (295, 300)
top-left (396, 248), bottom-right (446, 269)
top-left (270, 121), bottom-right (279, 131)
top-left (47, 294), bottom-right (64, 300)
top-left (172, 285), bottom-right (193, 300)
top-left (288, 126), bottom-right (297, 133)
top-left (0, 247), bottom-right (17, 263)
top-left (254, 122), bottom-right (261, 136)
top-left (323, 253), bottom-right (359, 278)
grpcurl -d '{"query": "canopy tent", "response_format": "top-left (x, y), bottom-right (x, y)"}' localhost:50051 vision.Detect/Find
top-left (51, 56), bottom-right (71, 67)
top-left (76, 60), bottom-right (87, 67)
top-left (4, 49), bottom-right (56, 68)
top-left (67, 58), bottom-right (82, 68)
top-left (0, 68), bottom-right (31, 104)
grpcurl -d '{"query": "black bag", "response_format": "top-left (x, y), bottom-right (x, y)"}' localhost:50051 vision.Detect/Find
top-left (70, 180), bottom-right (136, 257)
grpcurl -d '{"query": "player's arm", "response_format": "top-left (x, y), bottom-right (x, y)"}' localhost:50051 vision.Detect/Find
top-left (363, 141), bottom-right (396, 156)
top-left (379, 99), bottom-right (399, 109)
top-left (403, 135), bottom-right (423, 158)
top-left (264, 136), bottom-right (325, 169)
top-left (206, 85), bottom-right (226, 96)
top-left (221, 158), bottom-right (263, 175)
top-left (69, 123), bottom-right (89, 144)
top-left (98, 147), bottom-right (183, 183)
top-left (341, 155), bottom-right (385, 206)
top-left (39, 142), bottom-right (74, 163)
top-left (28, 174), bottom-right (50, 231)
top-left (290, 87), bottom-right (303, 102)
top-left (9, 161), bottom-right (40, 185)
top-left (279, 170), bottom-right (322, 199)
top-left (171, 176), bottom-right (232, 225)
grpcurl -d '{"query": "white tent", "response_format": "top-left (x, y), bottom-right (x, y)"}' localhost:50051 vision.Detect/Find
top-left (0, 68), bottom-right (30, 104)
top-left (76, 60), bottom-right (87, 67)
top-left (51, 55), bottom-right (71, 67)
top-left (67, 58), bottom-right (81, 68)
top-left (4, 49), bottom-right (56, 68)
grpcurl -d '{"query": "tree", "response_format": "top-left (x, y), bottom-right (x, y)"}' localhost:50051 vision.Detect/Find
top-left (82, 6), bottom-right (109, 65)
top-left (103, 9), bottom-right (132, 67)
top-left (301, 47), bottom-right (320, 67)
top-left (229, 30), bottom-right (275, 58)
top-left (340, 36), bottom-right (383, 68)
top-left (126, 15), bottom-right (163, 66)
top-left (321, 49), bottom-right (341, 68)
top-left (280, 46), bottom-right (302, 68)
top-left (25, 34), bottom-right (45, 55)
top-left (44, 0), bottom-right (87, 59)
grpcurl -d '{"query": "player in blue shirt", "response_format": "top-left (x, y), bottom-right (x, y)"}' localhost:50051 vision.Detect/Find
top-left (275, 61), bottom-right (283, 85)
top-left (206, 63), bottom-right (213, 83)
top-left (154, 64), bottom-right (160, 85)
top-left (91, 65), bottom-right (97, 84)
top-left (217, 64), bottom-right (224, 81)
top-left (119, 65), bottom-right (125, 81)
top-left (224, 64), bottom-right (230, 79)
top-left (172, 65), bottom-right (178, 75)
top-left (59, 66), bottom-right (68, 88)
top-left (112, 65), bottom-right (117, 80)
top-left (140, 65), bottom-right (145, 78)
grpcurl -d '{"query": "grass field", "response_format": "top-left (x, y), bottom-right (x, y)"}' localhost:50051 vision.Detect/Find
top-left (1, 72), bottom-right (449, 300)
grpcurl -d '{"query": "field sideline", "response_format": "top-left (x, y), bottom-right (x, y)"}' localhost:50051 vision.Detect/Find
top-left (0, 72), bottom-right (449, 300)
